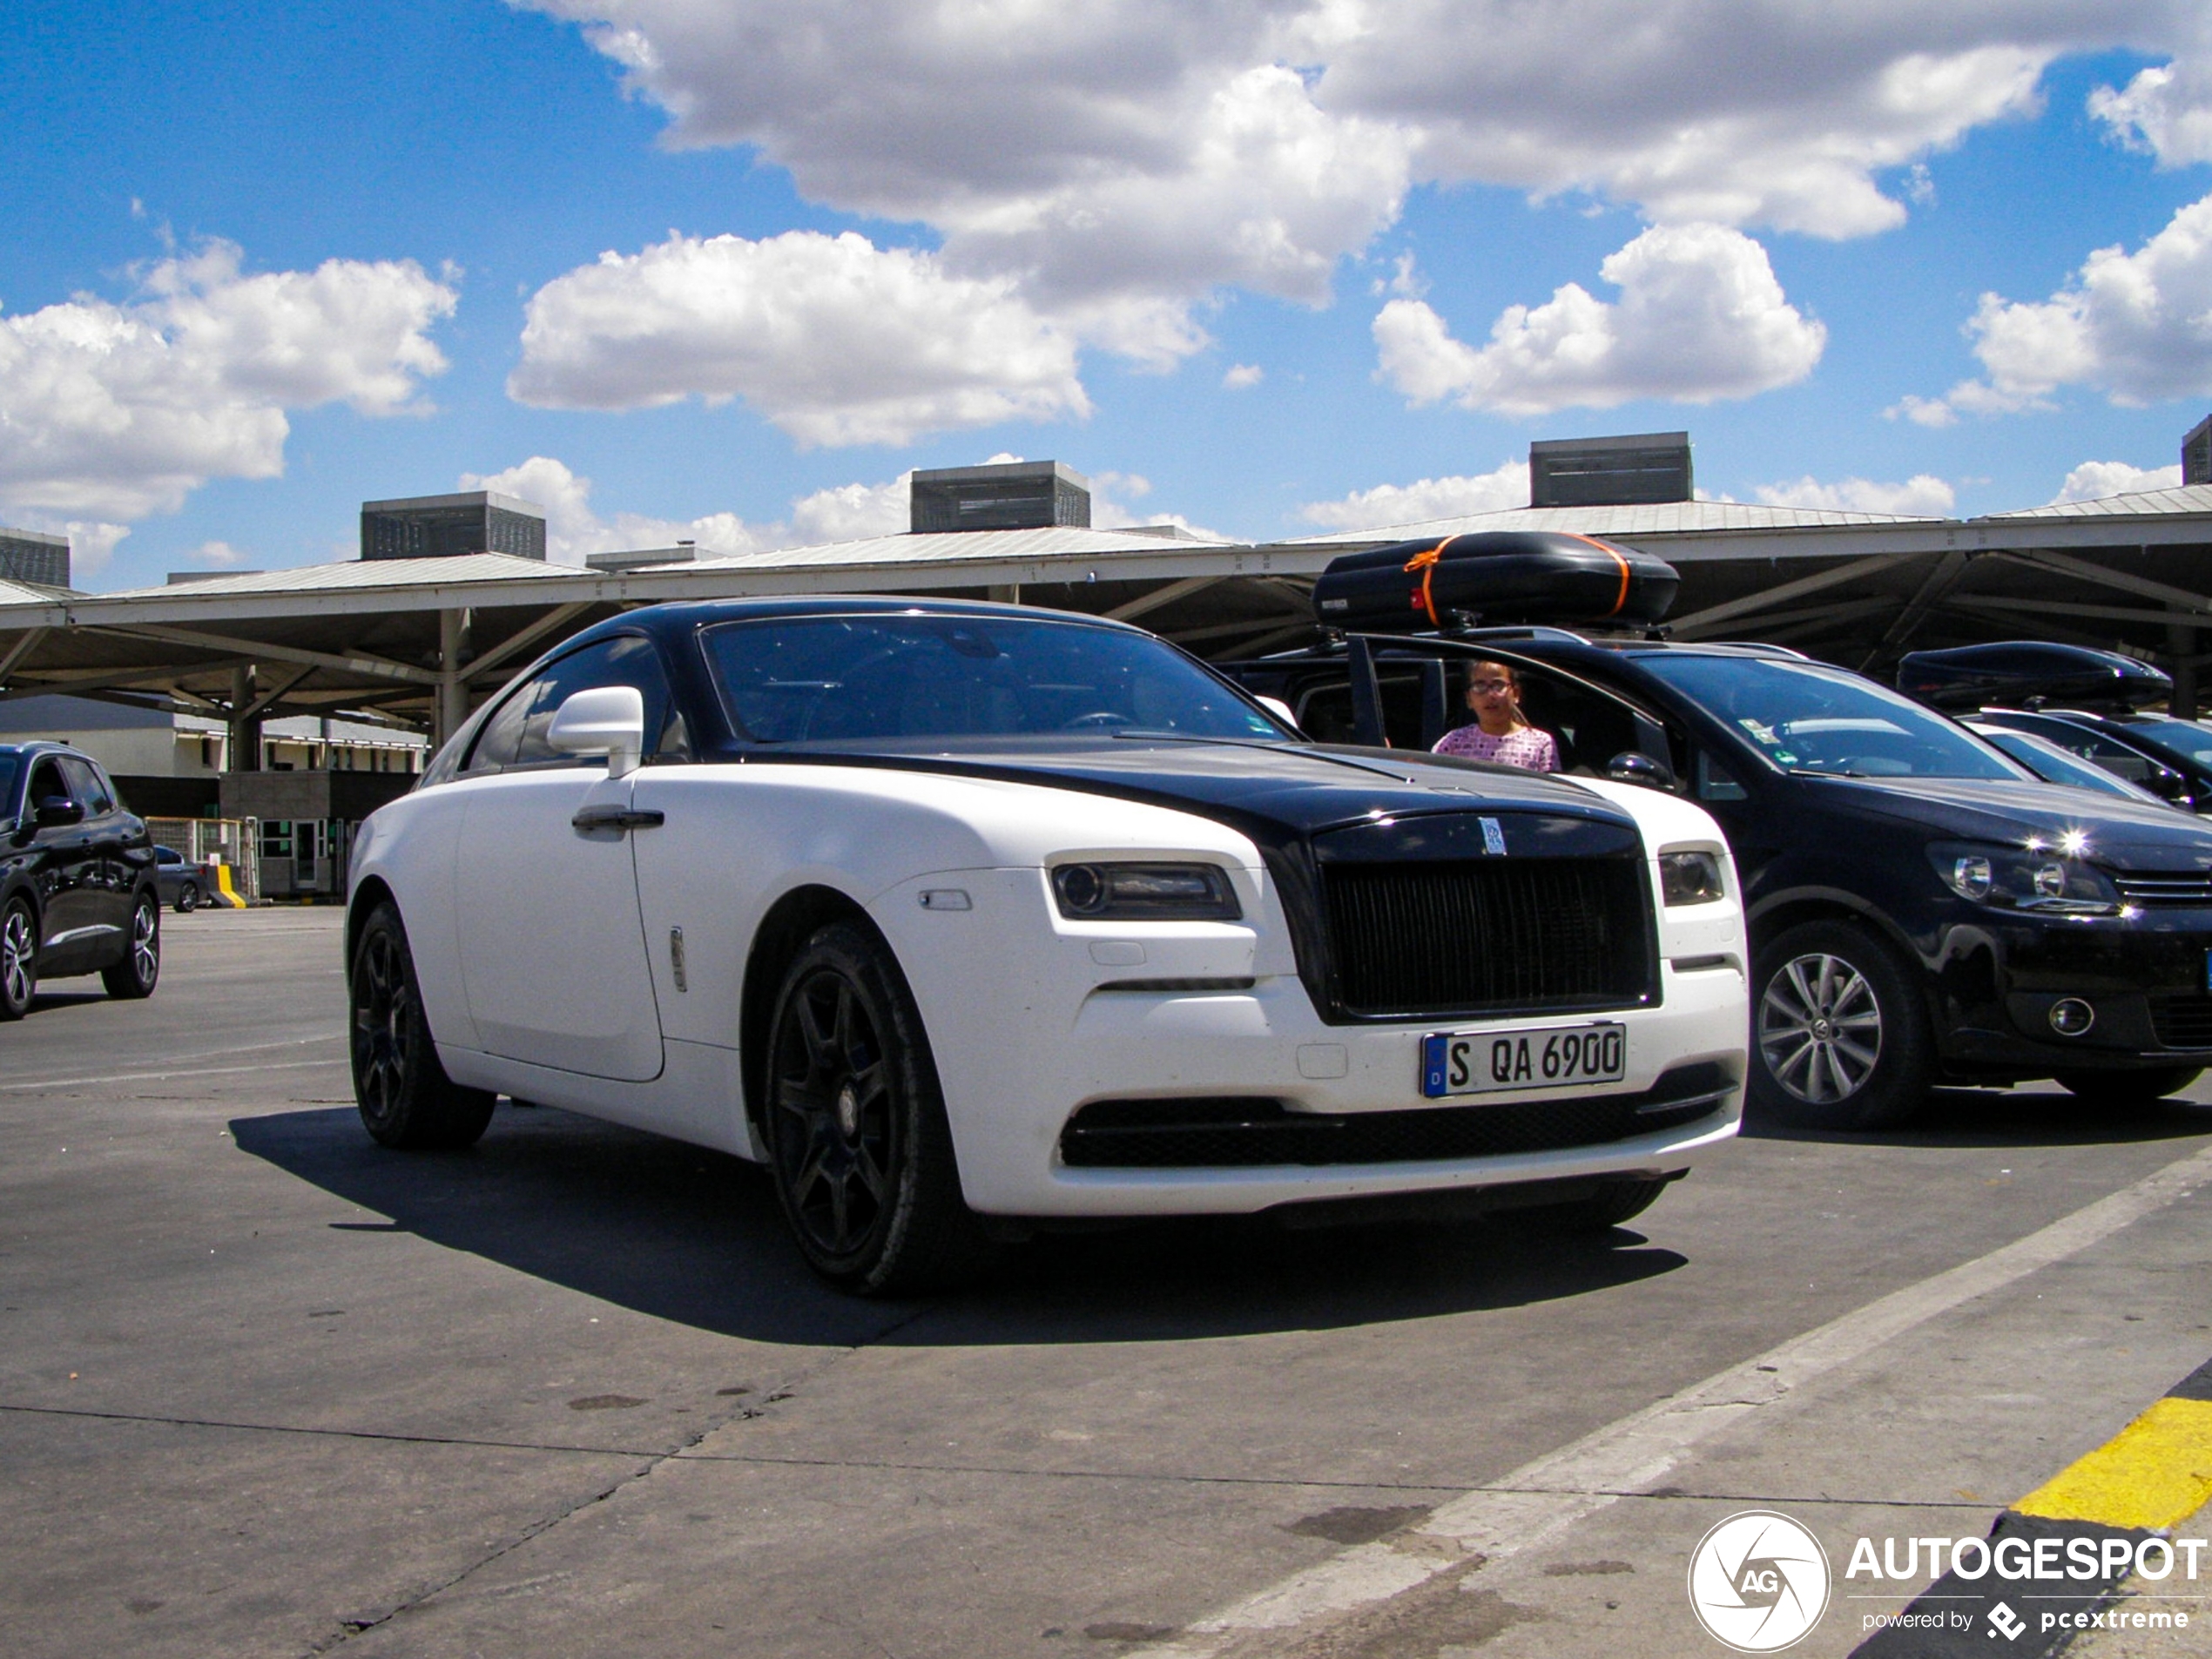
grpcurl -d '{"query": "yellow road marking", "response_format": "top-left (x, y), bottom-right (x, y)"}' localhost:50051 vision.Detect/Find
top-left (2014, 1396), bottom-right (2212, 1531)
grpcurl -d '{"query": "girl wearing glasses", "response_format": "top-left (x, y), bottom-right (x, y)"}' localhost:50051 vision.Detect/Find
top-left (1432, 661), bottom-right (1560, 772)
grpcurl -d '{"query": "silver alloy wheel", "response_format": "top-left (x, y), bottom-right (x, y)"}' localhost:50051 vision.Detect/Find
top-left (1758, 951), bottom-right (1884, 1106)
top-left (131, 898), bottom-right (158, 984)
top-left (2, 904), bottom-right (32, 1009)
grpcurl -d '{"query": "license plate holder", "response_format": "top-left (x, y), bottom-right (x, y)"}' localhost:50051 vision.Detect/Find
top-left (1421, 1022), bottom-right (1629, 1099)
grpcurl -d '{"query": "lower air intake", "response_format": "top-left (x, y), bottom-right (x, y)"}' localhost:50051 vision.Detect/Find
top-left (1058, 1062), bottom-right (1732, 1169)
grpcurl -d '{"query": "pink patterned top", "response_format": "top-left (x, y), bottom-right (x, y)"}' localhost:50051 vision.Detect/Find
top-left (1432, 724), bottom-right (1560, 772)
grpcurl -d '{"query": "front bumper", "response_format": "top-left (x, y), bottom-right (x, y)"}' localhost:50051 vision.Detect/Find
top-left (1934, 901), bottom-right (2212, 1076)
top-left (874, 867), bottom-right (1747, 1217)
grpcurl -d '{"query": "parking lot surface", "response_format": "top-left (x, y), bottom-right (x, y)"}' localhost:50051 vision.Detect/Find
top-left (5, 908), bottom-right (2212, 1658)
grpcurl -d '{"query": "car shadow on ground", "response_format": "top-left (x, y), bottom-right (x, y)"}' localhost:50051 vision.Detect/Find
top-left (230, 1102), bottom-right (1687, 1348)
top-left (1741, 1083), bottom-right (2212, 1149)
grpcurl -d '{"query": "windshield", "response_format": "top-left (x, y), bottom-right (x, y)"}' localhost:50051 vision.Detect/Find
top-left (2125, 718), bottom-right (2212, 766)
top-left (1636, 654), bottom-right (2023, 780)
top-left (702, 614), bottom-right (1291, 745)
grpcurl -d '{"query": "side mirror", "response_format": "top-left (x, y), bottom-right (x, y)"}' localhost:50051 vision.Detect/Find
top-left (1605, 751), bottom-right (1676, 791)
top-left (548, 685), bottom-right (647, 779)
top-left (2145, 764), bottom-right (2190, 803)
top-left (35, 794), bottom-right (85, 828)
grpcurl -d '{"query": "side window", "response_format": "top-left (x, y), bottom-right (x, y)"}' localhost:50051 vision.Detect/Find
top-left (1510, 671), bottom-right (1639, 776)
top-left (27, 758), bottom-right (68, 810)
top-left (463, 683), bottom-right (536, 773)
top-left (467, 636), bottom-right (687, 774)
top-left (1696, 750), bottom-right (1748, 803)
top-left (61, 757), bottom-right (115, 814)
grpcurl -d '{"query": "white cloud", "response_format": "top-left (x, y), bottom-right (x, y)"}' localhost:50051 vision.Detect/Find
top-left (527, 1), bottom-right (2212, 298)
top-left (1298, 458), bottom-right (1529, 530)
top-left (2051, 459), bottom-right (2186, 502)
top-left (1898, 190), bottom-right (2212, 420)
top-left (1223, 362), bottom-right (1264, 389)
top-left (185, 540), bottom-right (250, 569)
top-left (510, 231), bottom-right (1089, 448)
top-left (1752, 474), bottom-right (1956, 516)
top-left (461, 456), bottom-right (775, 564)
top-left (1373, 225), bottom-right (1824, 415)
top-left (0, 241), bottom-right (455, 522)
top-left (2092, 59), bottom-right (2212, 166)
top-left (788, 473), bottom-right (913, 543)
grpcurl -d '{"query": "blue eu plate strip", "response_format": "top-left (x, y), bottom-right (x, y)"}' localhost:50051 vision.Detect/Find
top-left (1421, 1033), bottom-right (1449, 1097)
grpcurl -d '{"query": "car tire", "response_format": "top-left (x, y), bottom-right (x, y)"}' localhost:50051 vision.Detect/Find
top-left (349, 902), bottom-right (496, 1150)
top-left (1519, 1175), bottom-right (1674, 1234)
top-left (176, 883), bottom-right (199, 914)
top-left (100, 892), bottom-right (161, 1000)
top-left (763, 920), bottom-right (995, 1296)
top-left (1750, 919), bottom-right (1933, 1131)
top-left (0, 896), bottom-right (36, 1021)
top-left (2054, 1067), bottom-right (2203, 1108)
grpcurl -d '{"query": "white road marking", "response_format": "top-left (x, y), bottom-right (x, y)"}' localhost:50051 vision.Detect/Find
top-left (1134, 1138), bottom-right (2212, 1656)
top-left (0, 1054), bottom-right (347, 1092)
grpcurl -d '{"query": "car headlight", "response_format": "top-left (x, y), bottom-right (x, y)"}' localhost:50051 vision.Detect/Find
top-left (1658, 849), bottom-right (1727, 906)
top-left (1051, 861), bottom-right (1243, 921)
top-left (1927, 840), bottom-right (2122, 916)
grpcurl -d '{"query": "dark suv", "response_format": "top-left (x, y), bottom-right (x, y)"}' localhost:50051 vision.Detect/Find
top-left (0, 741), bottom-right (163, 1018)
top-left (1231, 631), bottom-right (2212, 1130)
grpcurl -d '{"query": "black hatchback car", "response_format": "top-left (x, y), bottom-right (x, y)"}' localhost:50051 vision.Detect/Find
top-left (1232, 631), bottom-right (2212, 1130)
top-left (0, 741), bottom-right (163, 1018)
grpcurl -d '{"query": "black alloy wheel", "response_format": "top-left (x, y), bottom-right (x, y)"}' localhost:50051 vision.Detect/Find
top-left (0, 897), bottom-right (35, 1021)
top-left (176, 882), bottom-right (199, 914)
top-left (349, 902), bottom-right (496, 1150)
top-left (2054, 1067), bottom-right (2204, 1108)
top-left (100, 892), bottom-right (161, 1000)
top-left (1751, 919), bottom-right (1933, 1131)
top-left (763, 921), bottom-right (992, 1295)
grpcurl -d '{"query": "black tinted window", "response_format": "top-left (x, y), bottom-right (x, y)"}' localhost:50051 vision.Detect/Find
top-left (703, 615), bottom-right (1285, 744)
top-left (27, 758), bottom-right (68, 807)
top-left (1638, 655), bottom-right (2021, 781)
top-left (61, 756), bottom-right (114, 813)
top-left (465, 636), bottom-right (686, 773)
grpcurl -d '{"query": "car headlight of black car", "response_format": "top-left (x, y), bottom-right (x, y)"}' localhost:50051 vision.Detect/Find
top-left (1051, 861), bottom-right (1243, 921)
top-left (1927, 840), bottom-right (2124, 916)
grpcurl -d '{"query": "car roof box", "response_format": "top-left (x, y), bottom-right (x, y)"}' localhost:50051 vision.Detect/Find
top-left (1312, 531), bottom-right (1678, 633)
top-left (1896, 641), bottom-right (2172, 712)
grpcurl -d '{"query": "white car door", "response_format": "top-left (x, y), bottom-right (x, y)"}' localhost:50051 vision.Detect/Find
top-left (452, 638), bottom-right (671, 1082)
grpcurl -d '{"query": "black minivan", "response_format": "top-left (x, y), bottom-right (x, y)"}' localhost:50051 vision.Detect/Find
top-left (1232, 628), bottom-right (2212, 1130)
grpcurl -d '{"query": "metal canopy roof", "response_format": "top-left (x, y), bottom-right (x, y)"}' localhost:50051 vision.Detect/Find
top-left (4, 489), bottom-right (2212, 739)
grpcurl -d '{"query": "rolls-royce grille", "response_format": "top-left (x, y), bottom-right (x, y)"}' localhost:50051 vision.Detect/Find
top-left (1321, 857), bottom-right (1651, 1017)
top-left (1058, 1062), bottom-right (1733, 1169)
top-left (2149, 991), bottom-right (2212, 1049)
top-left (2115, 873), bottom-right (2212, 906)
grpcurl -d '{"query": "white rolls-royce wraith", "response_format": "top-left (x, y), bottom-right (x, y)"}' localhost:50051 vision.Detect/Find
top-left (346, 598), bottom-right (1747, 1292)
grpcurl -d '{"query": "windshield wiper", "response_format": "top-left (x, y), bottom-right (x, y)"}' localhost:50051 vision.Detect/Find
top-left (1787, 765), bottom-right (1870, 779)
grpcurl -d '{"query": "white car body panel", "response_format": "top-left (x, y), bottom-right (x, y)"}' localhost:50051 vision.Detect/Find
top-left (352, 746), bottom-right (1748, 1219)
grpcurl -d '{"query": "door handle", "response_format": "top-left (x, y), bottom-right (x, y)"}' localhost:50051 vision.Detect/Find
top-left (571, 805), bottom-right (665, 833)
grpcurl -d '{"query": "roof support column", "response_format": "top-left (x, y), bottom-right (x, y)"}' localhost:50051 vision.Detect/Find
top-left (228, 663), bottom-right (262, 772)
top-left (2171, 607), bottom-right (2198, 718)
top-left (436, 607), bottom-right (471, 749)
top-left (988, 583), bottom-right (1021, 605)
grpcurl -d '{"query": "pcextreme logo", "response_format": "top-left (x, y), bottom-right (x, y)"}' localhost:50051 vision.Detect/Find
top-left (1687, 1510), bottom-right (1832, 1652)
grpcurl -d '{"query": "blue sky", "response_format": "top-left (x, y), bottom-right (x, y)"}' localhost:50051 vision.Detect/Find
top-left (4, 2), bottom-right (2212, 590)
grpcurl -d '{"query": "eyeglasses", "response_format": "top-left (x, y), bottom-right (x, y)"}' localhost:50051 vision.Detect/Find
top-left (1469, 678), bottom-right (1514, 695)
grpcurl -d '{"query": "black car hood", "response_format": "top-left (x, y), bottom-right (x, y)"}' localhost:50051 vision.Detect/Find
top-left (764, 735), bottom-right (1636, 841)
top-left (1807, 775), bottom-right (2212, 871)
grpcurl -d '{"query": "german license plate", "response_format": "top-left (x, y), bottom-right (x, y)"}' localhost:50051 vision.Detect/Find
top-left (1420, 1022), bottom-right (1628, 1099)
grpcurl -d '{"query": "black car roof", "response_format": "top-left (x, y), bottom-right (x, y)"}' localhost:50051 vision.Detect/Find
top-left (556, 594), bottom-right (1152, 658)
